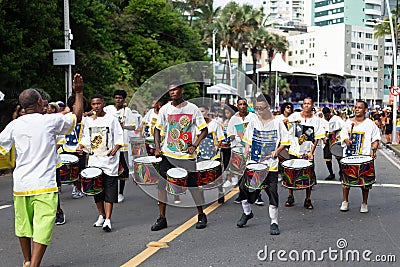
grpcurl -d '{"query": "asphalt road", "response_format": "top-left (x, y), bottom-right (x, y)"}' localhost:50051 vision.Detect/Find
top-left (0, 145), bottom-right (399, 267)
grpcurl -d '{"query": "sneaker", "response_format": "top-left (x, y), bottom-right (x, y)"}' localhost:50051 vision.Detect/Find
top-left (340, 201), bottom-right (349, 212)
top-left (55, 211), bottom-right (65, 225)
top-left (236, 212), bottom-right (254, 228)
top-left (173, 195), bottom-right (181, 204)
top-left (278, 175), bottom-right (283, 182)
top-left (93, 215), bottom-right (105, 227)
top-left (222, 180), bottom-right (232, 188)
top-left (118, 194), bottom-right (125, 203)
top-left (196, 213), bottom-right (207, 229)
top-left (23, 261), bottom-right (30, 266)
top-left (151, 216), bottom-right (167, 231)
top-left (102, 219), bottom-right (112, 232)
top-left (360, 203), bottom-right (368, 213)
top-left (255, 195), bottom-right (265, 206)
top-left (304, 199), bottom-right (314, 209)
top-left (231, 177), bottom-right (239, 186)
top-left (270, 223), bottom-right (280, 235)
top-left (233, 195), bottom-right (242, 204)
top-left (324, 174), bottom-right (335, 180)
top-left (285, 196), bottom-right (295, 207)
top-left (73, 190), bottom-right (84, 199)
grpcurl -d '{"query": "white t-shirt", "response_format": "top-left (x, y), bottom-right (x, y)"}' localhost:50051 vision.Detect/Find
top-left (198, 119), bottom-right (225, 160)
top-left (60, 115), bottom-right (87, 153)
top-left (287, 112), bottom-right (325, 157)
top-left (129, 110), bottom-right (143, 138)
top-left (340, 118), bottom-right (380, 157)
top-left (104, 105), bottom-right (135, 151)
top-left (243, 117), bottom-right (290, 171)
top-left (227, 112), bottom-right (258, 147)
top-left (0, 113), bottom-right (76, 196)
top-left (156, 101), bottom-right (207, 159)
top-left (142, 109), bottom-right (158, 138)
top-left (80, 114), bottom-right (124, 176)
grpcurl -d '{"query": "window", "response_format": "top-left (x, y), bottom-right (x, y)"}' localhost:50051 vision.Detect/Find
top-left (366, 33), bottom-right (373, 39)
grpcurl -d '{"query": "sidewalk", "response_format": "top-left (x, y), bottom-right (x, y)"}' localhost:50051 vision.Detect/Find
top-left (381, 135), bottom-right (400, 157)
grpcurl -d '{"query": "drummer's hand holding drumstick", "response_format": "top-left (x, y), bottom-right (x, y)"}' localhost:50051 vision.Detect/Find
top-left (107, 145), bottom-right (121, 157)
top-left (370, 140), bottom-right (379, 160)
top-left (76, 144), bottom-right (84, 156)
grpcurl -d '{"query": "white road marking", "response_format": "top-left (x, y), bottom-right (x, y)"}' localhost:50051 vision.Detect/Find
top-left (0, 204), bottom-right (12, 210)
top-left (379, 147), bottom-right (400, 170)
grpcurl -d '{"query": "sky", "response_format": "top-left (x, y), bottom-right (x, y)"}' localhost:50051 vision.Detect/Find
top-left (213, 0), bottom-right (262, 8)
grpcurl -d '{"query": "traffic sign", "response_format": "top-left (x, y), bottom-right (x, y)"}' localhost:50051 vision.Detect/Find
top-left (390, 85), bottom-right (400, 96)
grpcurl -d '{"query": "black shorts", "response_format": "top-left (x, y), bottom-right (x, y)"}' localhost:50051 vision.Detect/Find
top-left (119, 151), bottom-right (129, 179)
top-left (94, 174), bottom-right (118, 203)
top-left (239, 171), bottom-right (279, 207)
top-left (56, 167), bottom-right (61, 187)
top-left (157, 156), bottom-right (198, 191)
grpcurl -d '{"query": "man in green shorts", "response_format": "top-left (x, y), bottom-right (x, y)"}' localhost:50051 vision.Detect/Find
top-left (0, 74), bottom-right (83, 267)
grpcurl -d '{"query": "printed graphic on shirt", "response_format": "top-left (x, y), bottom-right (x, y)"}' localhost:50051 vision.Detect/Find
top-left (199, 133), bottom-right (217, 159)
top-left (89, 126), bottom-right (110, 156)
top-left (345, 130), bottom-right (364, 156)
top-left (222, 126), bottom-right (230, 144)
top-left (251, 129), bottom-right (278, 162)
top-left (65, 124), bottom-right (82, 147)
top-left (167, 114), bottom-right (193, 152)
top-left (295, 124), bottom-right (315, 145)
top-left (234, 122), bottom-right (249, 138)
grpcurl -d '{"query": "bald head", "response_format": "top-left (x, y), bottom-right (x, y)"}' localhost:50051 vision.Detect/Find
top-left (19, 89), bottom-right (42, 110)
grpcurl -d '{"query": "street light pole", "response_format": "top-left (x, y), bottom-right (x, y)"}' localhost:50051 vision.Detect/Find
top-left (358, 77), bottom-right (362, 101)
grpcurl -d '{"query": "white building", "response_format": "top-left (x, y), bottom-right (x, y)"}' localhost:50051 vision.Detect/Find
top-left (287, 24), bottom-right (384, 104)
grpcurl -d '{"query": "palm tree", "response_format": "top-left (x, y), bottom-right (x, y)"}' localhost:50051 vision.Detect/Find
top-left (263, 32), bottom-right (288, 103)
top-left (261, 76), bottom-right (291, 100)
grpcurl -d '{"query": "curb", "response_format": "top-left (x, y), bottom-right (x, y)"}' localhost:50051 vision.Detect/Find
top-left (382, 141), bottom-right (400, 158)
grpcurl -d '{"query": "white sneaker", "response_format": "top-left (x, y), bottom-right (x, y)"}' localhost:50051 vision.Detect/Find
top-left (360, 203), bottom-right (368, 213)
top-left (278, 175), bottom-right (283, 182)
top-left (102, 219), bottom-right (112, 232)
top-left (73, 190), bottom-right (84, 199)
top-left (174, 195), bottom-right (181, 204)
top-left (93, 215), bottom-right (105, 227)
top-left (231, 177), bottom-right (239, 186)
top-left (118, 194), bottom-right (124, 203)
top-left (222, 180), bottom-right (232, 188)
top-left (340, 201), bottom-right (349, 211)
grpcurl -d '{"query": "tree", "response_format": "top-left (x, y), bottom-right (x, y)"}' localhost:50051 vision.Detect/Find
top-left (261, 76), bottom-right (291, 105)
top-left (264, 32), bottom-right (288, 96)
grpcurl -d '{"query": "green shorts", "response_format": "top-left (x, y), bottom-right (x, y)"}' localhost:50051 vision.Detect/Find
top-left (14, 192), bottom-right (58, 246)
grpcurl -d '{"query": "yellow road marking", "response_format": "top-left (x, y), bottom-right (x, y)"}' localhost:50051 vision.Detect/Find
top-left (121, 188), bottom-right (239, 267)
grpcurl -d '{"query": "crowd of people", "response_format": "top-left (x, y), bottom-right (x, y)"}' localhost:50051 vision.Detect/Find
top-left (0, 75), bottom-right (385, 266)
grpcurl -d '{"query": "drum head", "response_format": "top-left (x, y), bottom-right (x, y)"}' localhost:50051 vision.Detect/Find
top-left (196, 160), bottom-right (220, 171)
top-left (167, 168), bottom-right (187, 179)
top-left (247, 163), bottom-right (268, 171)
top-left (81, 167), bottom-right (102, 178)
top-left (145, 136), bottom-right (154, 143)
top-left (281, 159), bottom-right (312, 168)
top-left (232, 147), bottom-right (244, 154)
top-left (134, 156), bottom-right (162, 164)
top-left (60, 154), bottom-right (79, 164)
top-left (340, 155), bottom-right (373, 164)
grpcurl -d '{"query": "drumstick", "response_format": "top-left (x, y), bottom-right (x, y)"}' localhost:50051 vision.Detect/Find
top-left (349, 122), bottom-right (355, 142)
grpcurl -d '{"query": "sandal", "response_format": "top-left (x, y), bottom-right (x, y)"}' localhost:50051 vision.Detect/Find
top-left (285, 196), bottom-right (294, 207)
top-left (304, 199), bottom-right (314, 209)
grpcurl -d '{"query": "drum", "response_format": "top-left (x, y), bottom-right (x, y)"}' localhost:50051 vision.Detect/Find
top-left (133, 156), bottom-right (162, 185)
top-left (245, 163), bottom-right (269, 190)
top-left (278, 147), bottom-right (290, 164)
top-left (80, 167), bottom-right (103, 195)
top-left (196, 160), bottom-right (222, 189)
top-left (59, 154), bottom-right (80, 184)
top-left (281, 159), bottom-right (314, 189)
top-left (340, 155), bottom-right (375, 186)
top-left (166, 168), bottom-right (187, 195)
top-left (227, 147), bottom-right (246, 175)
top-left (329, 130), bottom-right (343, 157)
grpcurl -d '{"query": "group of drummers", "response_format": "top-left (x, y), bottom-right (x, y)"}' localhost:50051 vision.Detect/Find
top-left (56, 81), bottom-right (380, 236)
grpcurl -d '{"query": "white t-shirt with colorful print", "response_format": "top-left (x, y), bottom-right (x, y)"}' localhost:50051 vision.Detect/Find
top-left (227, 112), bottom-right (258, 147)
top-left (243, 117), bottom-right (290, 171)
top-left (287, 112), bottom-right (325, 157)
top-left (340, 118), bottom-right (380, 157)
top-left (156, 101), bottom-right (207, 159)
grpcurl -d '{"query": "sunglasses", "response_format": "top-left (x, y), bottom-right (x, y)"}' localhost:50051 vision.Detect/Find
top-left (254, 106), bottom-right (268, 111)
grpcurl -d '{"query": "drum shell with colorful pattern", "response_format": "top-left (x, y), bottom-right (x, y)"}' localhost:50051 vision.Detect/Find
top-left (133, 156), bottom-right (161, 185)
top-left (245, 163), bottom-right (269, 190)
top-left (281, 159), bottom-right (314, 189)
top-left (59, 154), bottom-right (80, 184)
top-left (166, 168), bottom-right (187, 195)
top-left (196, 160), bottom-right (222, 189)
top-left (340, 155), bottom-right (375, 186)
top-left (226, 147), bottom-right (246, 175)
top-left (80, 167), bottom-right (104, 195)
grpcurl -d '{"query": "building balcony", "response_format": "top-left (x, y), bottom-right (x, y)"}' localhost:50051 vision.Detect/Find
top-left (365, 9), bottom-right (382, 16)
top-left (365, 0), bottom-right (382, 6)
